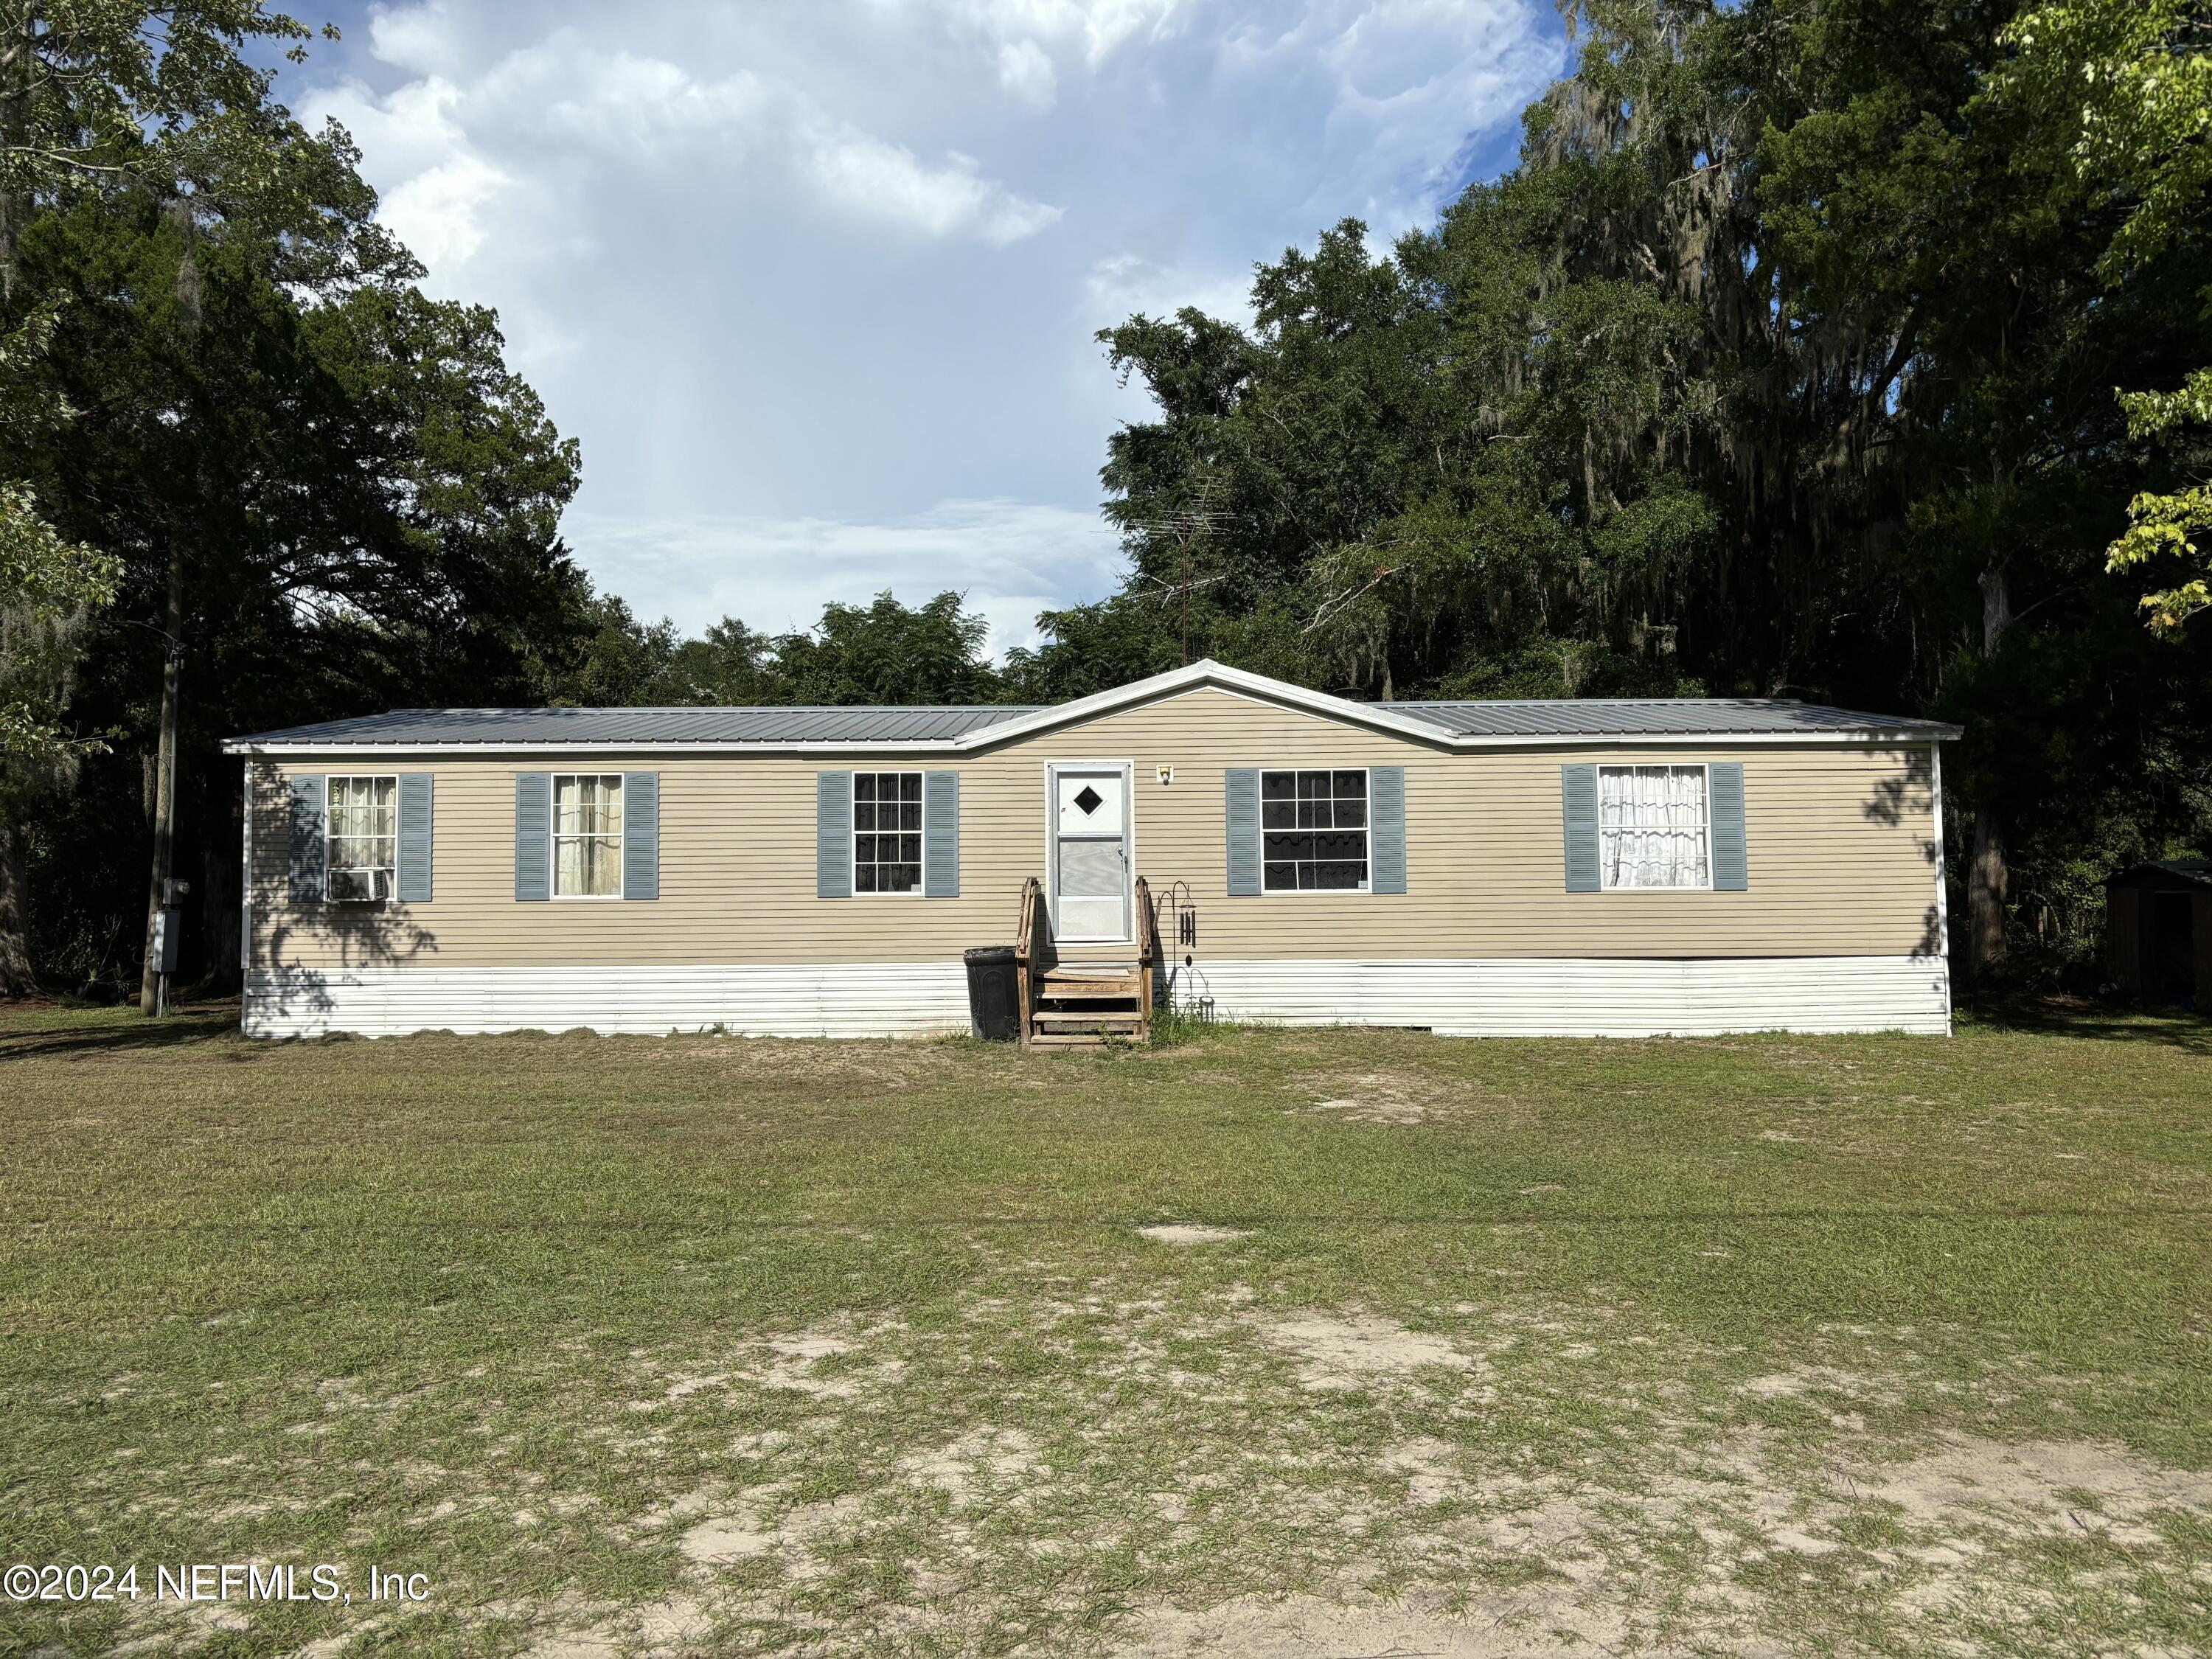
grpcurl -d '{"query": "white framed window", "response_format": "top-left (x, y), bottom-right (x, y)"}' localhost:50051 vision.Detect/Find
top-left (554, 774), bottom-right (624, 898)
top-left (1260, 768), bottom-right (1369, 891)
top-left (854, 771), bottom-right (923, 894)
top-left (326, 775), bottom-right (397, 902)
top-left (1599, 765), bottom-right (1711, 890)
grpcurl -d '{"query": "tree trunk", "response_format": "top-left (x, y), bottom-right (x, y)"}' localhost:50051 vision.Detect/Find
top-left (197, 762), bottom-right (240, 995)
top-left (0, 3), bottom-right (34, 302)
top-left (1967, 807), bottom-right (2007, 979)
top-left (1980, 558), bottom-right (2014, 652)
top-left (1968, 558), bottom-right (2014, 981)
top-left (139, 543), bottom-right (184, 1015)
top-left (0, 818), bottom-right (34, 997)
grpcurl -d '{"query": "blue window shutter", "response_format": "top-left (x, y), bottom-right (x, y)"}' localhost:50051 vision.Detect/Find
top-left (288, 773), bottom-right (326, 904)
top-left (923, 771), bottom-right (959, 897)
top-left (1710, 762), bottom-right (1747, 891)
top-left (1562, 764), bottom-right (1600, 892)
top-left (817, 772), bottom-right (852, 899)
top-left (397, 773), bottom-right (434, 902)
top-left (1225, 768), bottom-right (1259, 896)
top-left (1369, 765), bottom-right (1406, 894)
top-left (514, 773), bottom-right (551, 902)
top-left (623, 771), bottom-right (659, 900)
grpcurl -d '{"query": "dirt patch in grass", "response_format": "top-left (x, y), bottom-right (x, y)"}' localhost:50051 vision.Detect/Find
top-left (900, 1424), bottom-right (1043, 1498)
top-left (1112, 1587), bottom-right (1619, 1658)
top-left (1297, 1066), bottom-right (1478, 1124)
top-left (1138, 1223), bottom-right (1249, 1246)
top-left (1258, 1311), bottom-right (1477, 1388)
top-left (1852, 1433), bottom-right (2212, 1545)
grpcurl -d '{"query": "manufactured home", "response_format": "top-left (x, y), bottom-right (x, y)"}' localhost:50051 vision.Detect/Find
top-left (224, 659), bottom-right (1958, 1040)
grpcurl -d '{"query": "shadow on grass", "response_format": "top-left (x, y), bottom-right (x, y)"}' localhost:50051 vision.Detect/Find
top-left (1959, 995), bottom-right (2212, 1055)
top-left (0, 1001), bottom-right (243, 1060)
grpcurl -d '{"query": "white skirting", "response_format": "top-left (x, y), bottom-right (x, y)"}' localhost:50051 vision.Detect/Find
top-left (243, 955), bottom-right (1950, 1040)
top-left (243, 963), bottom-right (973, 1040)
top-left (1175, 955), bottom-right (1950, 1037)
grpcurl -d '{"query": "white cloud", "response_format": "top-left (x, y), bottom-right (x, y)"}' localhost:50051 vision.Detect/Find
top-left (309, 75), bottom-right (489, 264)
top-left (953, 0), bottom-right (1180, 68)
top-left (804, 128), bottom-right (1063, 245)
top-left (305, 29), bottom-right (1061, 262)
top-left (995, 38), bottom-right (1058, 108)
top-left (366, 0), bottom-right (465, 77)
top-left (1085, 251), bottom-right (1256, 330)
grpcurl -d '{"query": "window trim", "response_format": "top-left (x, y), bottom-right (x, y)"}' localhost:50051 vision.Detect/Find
top-left (551, 772), bottom-right (626, 901)
top-left (324, 773), bottom-right (398, 905)
top-left (851, 769), bottom-right (927, 899)
top-left (1256, 765), bottom-right (1373, 897)
top-left (1596, 762), bottom-right (1714, 893)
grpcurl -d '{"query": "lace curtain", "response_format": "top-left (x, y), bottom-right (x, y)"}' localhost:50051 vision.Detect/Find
top-left (1599, 766), bottom-right (1709, 889)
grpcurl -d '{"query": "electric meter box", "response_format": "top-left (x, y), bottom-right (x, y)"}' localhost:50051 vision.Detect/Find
top-left (151, 908), bottom-right (183, 974)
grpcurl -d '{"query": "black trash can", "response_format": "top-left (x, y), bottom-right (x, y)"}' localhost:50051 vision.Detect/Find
top-left (963, 945), bottom-right (1022, 1041)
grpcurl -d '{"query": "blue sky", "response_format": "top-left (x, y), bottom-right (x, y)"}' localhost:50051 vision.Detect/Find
top-left (286, 1), bottom-right (1564, 654)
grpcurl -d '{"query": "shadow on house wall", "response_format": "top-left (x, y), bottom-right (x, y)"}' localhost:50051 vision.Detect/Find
top-left (1862, 745), bottom-right (1943, 960)
top-left (248, 762), bottom-right (439, 1027)
top-left (252, 908), bottom-right (438, 1026)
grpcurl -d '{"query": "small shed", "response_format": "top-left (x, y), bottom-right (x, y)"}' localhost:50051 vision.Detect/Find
top-left (2105, 860), bottom-right (2212, 1004)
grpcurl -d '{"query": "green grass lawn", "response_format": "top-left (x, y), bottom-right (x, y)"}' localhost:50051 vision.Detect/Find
top-left (2, 1004), bottom-right (2209, 1658)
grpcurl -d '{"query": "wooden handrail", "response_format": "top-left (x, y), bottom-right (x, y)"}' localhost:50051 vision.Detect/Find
top-left (1015, 874), bottom-right (1040, 967)
top-left (1015, 876), bottom-right (1043, 1046)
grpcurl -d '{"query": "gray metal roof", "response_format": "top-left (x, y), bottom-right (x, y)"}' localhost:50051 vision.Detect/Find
top-left (232, 704), bottom-right (1043, 747)
top-left (1393, 698), bottom-right (1954, 738)
top-left (230, 691), bottom-right (1953, 750)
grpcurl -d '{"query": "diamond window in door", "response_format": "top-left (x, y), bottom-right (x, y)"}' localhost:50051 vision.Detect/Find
top-left (1074, 784), bottom-right (1104, 815)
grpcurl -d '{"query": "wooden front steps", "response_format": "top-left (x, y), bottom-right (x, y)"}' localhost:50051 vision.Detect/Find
top-left (1014, 877), bottom-right (1158, 1048)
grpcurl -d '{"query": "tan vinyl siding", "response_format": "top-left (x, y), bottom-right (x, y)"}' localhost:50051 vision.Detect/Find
top-left (248, 685), bottom-right (1941, 973)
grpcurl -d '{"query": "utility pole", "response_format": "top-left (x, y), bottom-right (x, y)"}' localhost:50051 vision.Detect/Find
top-left (1178, 517), bottom-right (1192, 667)
top-left (139, 546), bottom-right (184, 1015)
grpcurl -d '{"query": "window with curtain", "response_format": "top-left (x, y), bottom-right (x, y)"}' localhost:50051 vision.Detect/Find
top-left (554, 774), bottom-right (624, 897)
top-left (1599, 765), bottom-right (1710, 889)
top-left (1260, 768), bottom-right (1369, 891)
top-left (326, 776), bottom-right (397, 902)
top-left (854, 771), bottom-right (922, 894)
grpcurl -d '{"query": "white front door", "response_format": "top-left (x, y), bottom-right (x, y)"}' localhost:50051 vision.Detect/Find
top-left (1050, 765), bottom-right (1130, 942)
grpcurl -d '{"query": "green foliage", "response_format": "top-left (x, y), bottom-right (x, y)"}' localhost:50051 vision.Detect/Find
top-left (771, 591), bottom-right (1001, 706)
top-left (1990, 0), bottom-right (2212, 630)
top-left (2106, 373), bottom-right (2212, 633)
top-left (0, 482), bottom-right (116, 762)
top-left (553, 591), bottom-right (1011, 709)
top-left (1994, 0), bottom-right (2211, 279)
top-left (0, 4), bottom-right (419, 793)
